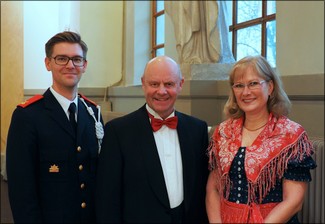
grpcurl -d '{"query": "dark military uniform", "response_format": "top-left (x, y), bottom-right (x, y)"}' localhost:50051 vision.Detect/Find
top-left (6, 88), bottom-right (103, 223)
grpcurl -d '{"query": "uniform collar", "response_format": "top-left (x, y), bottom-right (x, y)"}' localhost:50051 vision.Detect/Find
top-left (50, 86), bottom-right (78, 114)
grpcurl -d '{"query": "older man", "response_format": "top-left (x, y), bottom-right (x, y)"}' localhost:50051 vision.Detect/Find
top-left (96, 56), bottom-right (209, 223)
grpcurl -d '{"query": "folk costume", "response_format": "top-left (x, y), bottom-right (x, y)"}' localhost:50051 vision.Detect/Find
top-left (208, 113), bottom-right (316, 223)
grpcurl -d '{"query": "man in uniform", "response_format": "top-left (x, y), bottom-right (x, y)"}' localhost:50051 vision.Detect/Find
top-left (6, 31), bottom-right (104, 223)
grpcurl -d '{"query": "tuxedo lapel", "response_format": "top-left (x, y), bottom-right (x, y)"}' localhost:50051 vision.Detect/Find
top-left (137, 106), bottom-right (170, 209)
top-left (43, 89), bottom-right (75, 138)
top-left (176, 111), bottom-right (195, 211)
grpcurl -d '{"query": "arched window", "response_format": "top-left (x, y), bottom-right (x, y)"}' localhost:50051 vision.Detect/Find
top-left (151, 1), bottom-right (165, 58)
top-left (152, 1), bottom-right (276, 66)
top-left (230, 1), bottom-right (276, 66)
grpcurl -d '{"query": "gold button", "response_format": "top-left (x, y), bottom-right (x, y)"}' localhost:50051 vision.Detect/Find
top-left (79, 165), bottom-right (83, 171)
top-left (80, 183), bottom-right (85, 189)
top-left (77, 146), bottom-right (81, 152)
top-left (81, 202), bottom-right (86, 208)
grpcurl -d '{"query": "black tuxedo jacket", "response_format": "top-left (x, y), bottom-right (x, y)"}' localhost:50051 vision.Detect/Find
top-left (96, 105), bottom-right (209, 223)
top-left (6, 89), bottom-right (103, 223)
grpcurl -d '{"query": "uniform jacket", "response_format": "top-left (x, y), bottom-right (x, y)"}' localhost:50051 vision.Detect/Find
top-left (96, 104), bottom-right (209, 223)
top-left (6, 88), bottom-right (103, 223)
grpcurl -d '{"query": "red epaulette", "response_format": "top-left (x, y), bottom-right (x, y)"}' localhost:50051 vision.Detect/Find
top-left (18, 95), bottom-right (44, 108)
top-left (78, 93), bottom-right (97, 106)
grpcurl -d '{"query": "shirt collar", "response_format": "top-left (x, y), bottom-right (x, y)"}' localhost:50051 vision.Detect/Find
top-left (50, 87), bottom-right (78, 113)
top-left (146, 104), bottom-right (175, 120)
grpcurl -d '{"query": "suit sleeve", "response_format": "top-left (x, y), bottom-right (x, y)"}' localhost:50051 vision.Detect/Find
top-left (6, 108), bottom-right (42, 223)
top-left (96, 121), bottom-right (123, 223)
top-left (200, 121), bottom-right (210, 223)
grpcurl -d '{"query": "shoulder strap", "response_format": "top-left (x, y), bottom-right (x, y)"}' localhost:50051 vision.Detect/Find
top-left (78, 93), bottom-right (97, 106)
top-left (18, 95), bottom-right (44, 108)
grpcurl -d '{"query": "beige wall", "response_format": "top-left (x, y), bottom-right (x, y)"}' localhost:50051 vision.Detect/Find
top-left (79, 1), bottom-right (123, 88)
top-left (123, 1), bottom-right (151, 86)
top-left (22, 1), bottom-right (123, 90)
top-left (1, 1), bottom-right (24, 153)
top-left (277, 1), bottom-right (324, 76)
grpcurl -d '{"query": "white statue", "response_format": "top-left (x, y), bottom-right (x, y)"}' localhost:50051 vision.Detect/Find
top-left (165, 1), bottom-right (221, 64)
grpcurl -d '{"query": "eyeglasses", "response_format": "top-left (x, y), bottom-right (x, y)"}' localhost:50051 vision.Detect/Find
top-left (50, 55), bottom-right (86, 67)
top-left (232, 80), bottom-right (267, 91)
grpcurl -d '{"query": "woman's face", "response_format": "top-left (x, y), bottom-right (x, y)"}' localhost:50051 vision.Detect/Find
top-left (232, 66), bottom-right (273, 117)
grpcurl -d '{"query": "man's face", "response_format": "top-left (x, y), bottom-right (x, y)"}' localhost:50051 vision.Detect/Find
top-left (45, 42), bottom-right (87, 93)
top-left (142, 58), bottom-right (184, 119)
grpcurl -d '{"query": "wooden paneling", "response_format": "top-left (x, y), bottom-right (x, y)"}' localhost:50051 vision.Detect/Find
top-left (1, 2), bottom-right (24, 153)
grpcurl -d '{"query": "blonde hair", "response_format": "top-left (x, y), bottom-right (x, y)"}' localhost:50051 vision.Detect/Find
top-left (224, 55), bottom-right (291, 119)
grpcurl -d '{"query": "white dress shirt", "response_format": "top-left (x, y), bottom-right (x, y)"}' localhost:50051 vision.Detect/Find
top-left (146, 104), bottom-right (184, 208)
top-left (50, 87), bottom-right (78, 122)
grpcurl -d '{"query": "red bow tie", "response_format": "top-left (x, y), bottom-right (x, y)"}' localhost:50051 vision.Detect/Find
top-left (148, 112), bottom-right (178, 132)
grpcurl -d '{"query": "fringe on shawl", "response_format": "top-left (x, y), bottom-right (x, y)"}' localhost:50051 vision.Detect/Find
top-left (209, 131), bottom-right (314, 204)
top-left (207, 137), bottom-right (232, 199)
top-left (249, 131), bottom-right (314, 204)
top-left (207, 137), bottom-right (217, 171)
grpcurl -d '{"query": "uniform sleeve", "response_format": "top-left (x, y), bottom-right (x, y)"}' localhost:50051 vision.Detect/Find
top-left (6, 108), bottom-right (42, 223)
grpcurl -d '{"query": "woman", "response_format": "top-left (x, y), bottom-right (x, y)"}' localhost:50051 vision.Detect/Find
top-left (206, 55), bottom-right (316, 223)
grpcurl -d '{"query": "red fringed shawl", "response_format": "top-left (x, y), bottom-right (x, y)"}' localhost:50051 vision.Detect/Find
top-left (208, 113), bottom-right (314, 223)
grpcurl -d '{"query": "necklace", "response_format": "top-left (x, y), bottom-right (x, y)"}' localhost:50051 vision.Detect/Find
top-left (243, 122), bottom-right (268, 132)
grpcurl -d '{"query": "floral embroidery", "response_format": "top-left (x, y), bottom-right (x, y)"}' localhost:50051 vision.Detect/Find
top-left (208, 113), bottom-right (314, 204)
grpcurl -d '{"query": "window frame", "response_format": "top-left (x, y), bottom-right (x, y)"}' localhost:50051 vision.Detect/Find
top-left (230, 1), bottom-right (276, 60)
top-left (151, 1), bottom-right (165, 58)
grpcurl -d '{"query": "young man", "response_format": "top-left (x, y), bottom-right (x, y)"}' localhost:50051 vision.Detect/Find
top-left (96, 56), bottom-right (209, 223)
top-left (6, 31), bottom-right (104, 223)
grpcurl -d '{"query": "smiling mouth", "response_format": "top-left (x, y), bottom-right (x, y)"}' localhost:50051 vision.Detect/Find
top-left (242, 98), bottom-right (255, 103)
top-left (154, 98), bottom-right (169, 101)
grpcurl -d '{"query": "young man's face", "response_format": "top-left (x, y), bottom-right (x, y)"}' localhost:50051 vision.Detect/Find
top-left (45, 42), bottom-right (87, 93)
